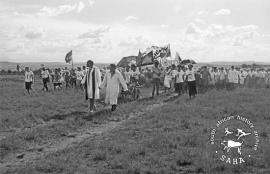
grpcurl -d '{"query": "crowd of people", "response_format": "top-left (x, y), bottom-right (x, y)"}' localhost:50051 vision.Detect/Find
top-left (118, 62), bottom-right (270, 98)
top-left (23, 60), bottom-right (270, 114)
top-left (40, 66), bottom-right (87, 91)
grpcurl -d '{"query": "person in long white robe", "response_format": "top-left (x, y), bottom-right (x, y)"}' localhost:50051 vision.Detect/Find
top-left (100, 64), bottom-right (128, 111)
top-left (81, 60), bottom-right (101, 113)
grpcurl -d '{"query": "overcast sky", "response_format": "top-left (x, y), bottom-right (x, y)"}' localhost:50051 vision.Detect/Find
top-left (0, 0), bottom-right (269, 63)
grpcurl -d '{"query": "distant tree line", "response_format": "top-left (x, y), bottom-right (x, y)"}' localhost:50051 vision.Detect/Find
top-left (241, 63), bottom-right (269, 69)
top-left (0, 69), bottom-right (41, 75)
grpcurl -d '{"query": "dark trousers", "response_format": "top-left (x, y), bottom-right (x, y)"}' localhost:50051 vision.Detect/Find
top-left (42, 78), bottom-right (48, 91)
top-left (218, 79), bottom-right (226, 89)
top-left (111, 105), bottom-right (117, 111)
top-left (201, 79), bottom-right (209, 93)
top-left (152, 78), bottom-right (160, 97)
top-left (70, 78), bottom-right (76, 88)
top-left (65, 79), bottom-right (69, 88)
top-left (175, 82), bottom-right (183, 95)
top-left (188, 80), bottom-right (197, 97)
top-left (183, 81), bottom-right (188, 94)
top-left (25, 82), bottom-right (32, 93)
top-left (227, 82), bottom-right (235, 90)
top-left (89, 98), bottom-right (96, 111)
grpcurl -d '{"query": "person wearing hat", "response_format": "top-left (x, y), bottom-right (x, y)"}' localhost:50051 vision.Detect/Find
top-left (81, 60), bottom-right (101, 114)
top-left (100, 64), bottom-right (128, 111)
top-left (186, 64), bottom-right (197, 98)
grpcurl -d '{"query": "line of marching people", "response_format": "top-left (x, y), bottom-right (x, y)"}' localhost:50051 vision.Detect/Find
top-left (24, 61), bottom-right (270, 115)
top-left (23, 66), bottom-right (88, 93)
top-left (197, 66), bottom-right (270, 92)
top-left (24, 61), bottom-right (128, 114)
top-left (40, 66), bottom-right (87, 91)
top-left (155, 64), bottom-right (270, 97)
top-left (117, 61), bottom-right (198, 99)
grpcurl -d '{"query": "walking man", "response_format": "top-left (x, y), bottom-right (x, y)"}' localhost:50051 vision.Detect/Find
top-left (151, 61), bottom-right (162, 97)
top-left (81, 60), bottom-right (101, 114)
top-left (41, 67), bottom-right (50, 91)
top-left (200, 66), bottom-right (211, 93)
top-left (175, 65), bottom-right (185, 96)
top-left (100, 64), bottom-right (128, 111)
top-left (25, 67), bottom-right (34, 94)
top-left (186, 64), bottom-right (197, 99)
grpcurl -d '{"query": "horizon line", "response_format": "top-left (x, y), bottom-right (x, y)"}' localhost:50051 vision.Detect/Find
top-left (1, 60), bottom-right (270, 64)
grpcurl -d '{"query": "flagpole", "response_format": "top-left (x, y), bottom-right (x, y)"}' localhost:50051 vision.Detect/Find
top-left (71, 50), bottom-right (74, 70)
top-left (164, 43), bottom-right (171, 66)
top-left (169, 44), bottom-right (172, 65)
top-left (72, 58), bottom-right (74, 70)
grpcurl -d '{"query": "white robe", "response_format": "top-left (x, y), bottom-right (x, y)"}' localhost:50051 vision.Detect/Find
top-left (100, 70), bottom-right (128, 105)
top-left (81, 66), bottom-right (101, 99)
top-left (164, 74), bottom-right (171, 88)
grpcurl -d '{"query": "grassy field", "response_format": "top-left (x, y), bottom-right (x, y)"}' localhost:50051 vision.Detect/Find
top-left (1, 75), bottom-right (270, 174)
top-left (0, 75), bottom-right (90, 130)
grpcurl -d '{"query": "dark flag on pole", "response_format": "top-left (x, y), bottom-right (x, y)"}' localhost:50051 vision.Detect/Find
top-left (16, 64), bottom-right (20, 72)
top-left (153, 44), bottom-right (171, 59)
top-left (136, 50), bottom-right (142, 66)
top-left (175, 51), bottom-right (182, 62)
top-left (65, 50), bottom-right (73, 64)
top-left (141, 50), bottom-right (154, 66)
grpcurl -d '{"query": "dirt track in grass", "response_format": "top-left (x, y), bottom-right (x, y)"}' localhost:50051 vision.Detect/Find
top-left (0, 92), bottom-right (175, 172)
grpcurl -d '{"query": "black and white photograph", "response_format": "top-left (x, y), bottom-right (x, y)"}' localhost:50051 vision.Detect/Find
top-left (0, 0), bottom-right (270, 173)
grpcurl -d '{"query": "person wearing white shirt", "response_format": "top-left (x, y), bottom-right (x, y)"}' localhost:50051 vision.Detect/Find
top-left (257, 70), bottom-right (265, 88)
top-left (265, 70), bottom-right (270, 88)
top-left (239, 69), bottom-right (248, 87)
top-left (213, 68), bottom-right (220, 88)
top-left (53, 68), bottom-right (62, 90)
top-left (130, 64), bottom-right (141, 82)
top-left (124, 66), bottom-right (131, 84)
top-left (186, 64), bottom-right (197, 98)
top-left (182, 67), bottom-right (188, 94)
top-left (219, 67), bottom-right (227, 89)
top-left (209, 68), bottom-right (215, 88)
top-left (227, 66), bottom-right (239, 90)
top-left (170, 64), bottom-right (178, 92)
top-left (175, 66), bottom-right (185, 96)
top-left (76, 67), bottom-right (84, 90)
top-left (41, 67), bottom-right (50, 91)
top-left (25, 67), bottom-right (34, 94)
